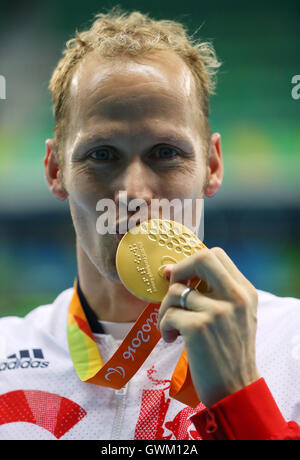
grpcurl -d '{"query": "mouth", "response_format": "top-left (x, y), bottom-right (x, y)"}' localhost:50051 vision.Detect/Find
top-left (115, 232), bottom-right (126, 242)
top-left (115, 218), bottom-right (142, 235)
top-left (114, 218), bottom-right (145, 244)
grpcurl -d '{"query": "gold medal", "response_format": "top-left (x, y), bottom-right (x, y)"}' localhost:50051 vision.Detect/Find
top-left (116, 219), bottom-right (206, 303)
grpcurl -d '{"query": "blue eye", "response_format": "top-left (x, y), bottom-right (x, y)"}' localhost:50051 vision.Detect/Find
top-left (89, 149), bottom-right (113, 161)
top-left (155, 146), bottom-right (178, 159)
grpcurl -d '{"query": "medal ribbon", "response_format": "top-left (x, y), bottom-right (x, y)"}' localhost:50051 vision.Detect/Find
top-left (67, 278), bottom-right (203, 408)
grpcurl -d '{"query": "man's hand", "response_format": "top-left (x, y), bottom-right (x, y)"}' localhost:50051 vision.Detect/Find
top-left (157, 247), bottom-right (260, 407)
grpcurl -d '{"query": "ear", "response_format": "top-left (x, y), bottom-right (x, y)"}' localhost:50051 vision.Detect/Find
top-left (44, 139), bottom-right (68, 200)
top-left (203, 132), bottom-right (224, 197)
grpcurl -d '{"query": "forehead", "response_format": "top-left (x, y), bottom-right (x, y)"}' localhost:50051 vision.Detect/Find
top-left (68, 50), bottom-right (199, 128)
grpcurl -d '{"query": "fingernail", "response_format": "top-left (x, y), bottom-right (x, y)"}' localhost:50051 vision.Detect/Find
top-left (164, 264), bottom-right (174, 279)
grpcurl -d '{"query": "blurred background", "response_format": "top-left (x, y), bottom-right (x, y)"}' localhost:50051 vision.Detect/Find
top-left (0, 0), bottom-right (299, 317)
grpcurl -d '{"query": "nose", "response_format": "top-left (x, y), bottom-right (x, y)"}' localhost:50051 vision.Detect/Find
top-left (115, 158), bottom-right (155, 206)
top-left (114, 158), bottom-right (156, 226)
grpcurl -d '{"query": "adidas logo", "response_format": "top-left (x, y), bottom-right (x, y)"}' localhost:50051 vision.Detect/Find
top-left (0, 348), bottom-right (49, 371)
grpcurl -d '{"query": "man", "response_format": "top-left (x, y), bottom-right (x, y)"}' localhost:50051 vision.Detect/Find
top-left (0, 8), bottom-right (300, 440)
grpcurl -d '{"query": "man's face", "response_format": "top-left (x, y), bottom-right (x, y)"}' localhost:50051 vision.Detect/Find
top-left (57, 50), bottom-right (214, 281)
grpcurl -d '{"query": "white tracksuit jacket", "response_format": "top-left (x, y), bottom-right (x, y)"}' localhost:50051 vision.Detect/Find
top-left (0, 288), bottom-right (299, 440)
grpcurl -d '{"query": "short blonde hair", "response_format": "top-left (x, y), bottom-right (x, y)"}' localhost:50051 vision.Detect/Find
top-left (49, 7), bottom-right (221, 160)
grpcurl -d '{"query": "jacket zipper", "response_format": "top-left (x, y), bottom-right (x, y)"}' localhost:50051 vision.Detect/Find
top-left (110, 383), bottom-right (128, 440)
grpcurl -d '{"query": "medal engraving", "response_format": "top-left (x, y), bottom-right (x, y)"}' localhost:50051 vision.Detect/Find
top-left (116, 219), bottom-right (205, 302)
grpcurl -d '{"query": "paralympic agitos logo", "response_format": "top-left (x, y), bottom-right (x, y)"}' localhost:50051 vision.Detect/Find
top-left (0, 348), bottom-right (49, 371)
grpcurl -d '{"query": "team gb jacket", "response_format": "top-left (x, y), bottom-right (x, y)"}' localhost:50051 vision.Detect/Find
top-left (0, 286), bottom-right (300, 440)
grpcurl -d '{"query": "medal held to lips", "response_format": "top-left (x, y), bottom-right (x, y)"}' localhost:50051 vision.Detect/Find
top-left (116, 218), bottom-right (207, 303)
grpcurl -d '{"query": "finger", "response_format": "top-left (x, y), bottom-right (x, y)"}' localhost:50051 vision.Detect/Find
top-left (158, 282), bottom-right (216, 330)
top-left (210, 247), bottom-right (256, 292)
top-left (159, 305), bottom-right (208, 343)
top-left (168, 248), bottom-right (238, 299)
top-left (209, 248), bottom-right (258, 310)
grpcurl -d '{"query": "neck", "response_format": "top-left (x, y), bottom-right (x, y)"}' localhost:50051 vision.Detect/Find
top-left (76, 240), bottom-right (149, 322)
